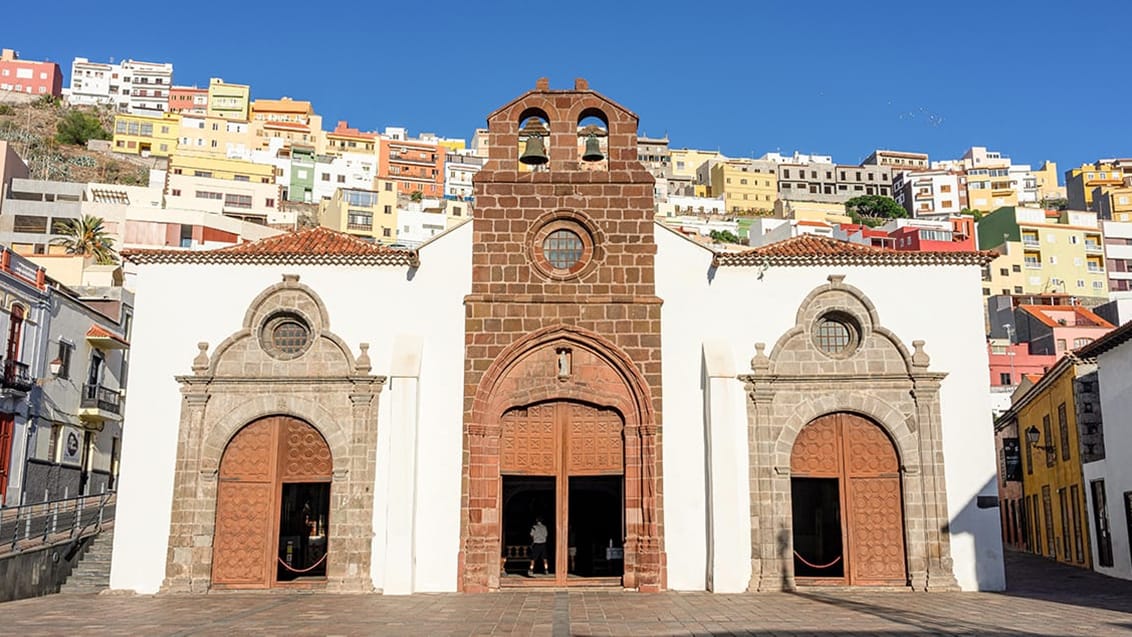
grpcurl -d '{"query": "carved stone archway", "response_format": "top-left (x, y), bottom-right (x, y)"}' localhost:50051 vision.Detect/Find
top-left (162, 275), bottom-right (383, 593)
top-left (742, 275), bottom-right (958, 592)
top-left (459, 325), bottom-right (664, 592)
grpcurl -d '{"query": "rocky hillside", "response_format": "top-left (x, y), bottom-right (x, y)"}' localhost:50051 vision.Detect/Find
top-left (0, 97), bottom-right (153, 185)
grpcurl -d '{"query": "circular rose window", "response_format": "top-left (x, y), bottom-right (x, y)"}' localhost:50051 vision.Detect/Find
top-left (813, 312), bottom-right (860, 356)
top-left (261, 313), bottom-right (312, 360)
top-left (543, 229), bottom-right (583, 270)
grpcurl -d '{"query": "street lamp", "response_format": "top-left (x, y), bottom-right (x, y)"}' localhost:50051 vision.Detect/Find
top-left (1025, 425), bottom-right (1056, 456)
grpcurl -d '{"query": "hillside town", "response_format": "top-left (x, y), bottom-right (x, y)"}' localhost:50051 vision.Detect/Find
top-left (1, 43), bottom-right (1132, 632)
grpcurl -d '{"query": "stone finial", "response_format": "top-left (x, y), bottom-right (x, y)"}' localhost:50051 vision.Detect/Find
top-left (355, 342), bottom-right (372, 374)
top-left (827, 274), bottom-right (846, 286)
top-left (911, 340), bottom-right (930, 368)
top-left (282, 274), bottom-right (300, 283)
top-left (192, 342), bottom-right (210, 374)
top-left (751, 342), bottom-right (770, 372)
top-left (574, 78), bottom-right (589, 90)
top-left (535, 77), bottom-right (550, 91)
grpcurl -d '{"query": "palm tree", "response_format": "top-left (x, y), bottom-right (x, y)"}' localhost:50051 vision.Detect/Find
top-left (52, 215), bottom-right (118, 264)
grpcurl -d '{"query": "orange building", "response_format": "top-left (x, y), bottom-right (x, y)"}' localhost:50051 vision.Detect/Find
top-left (324, 120), bottom-right (377, 155)
top-left (377, 137), bottom-right (445, 198)
top-left (168, 86), bottom-right (208, 115)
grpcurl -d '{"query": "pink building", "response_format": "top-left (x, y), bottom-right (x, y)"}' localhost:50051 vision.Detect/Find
top-left (1015, 304), bottom-right (1115, 356)
top-left (987, 340), bottom-right (1056, 387)
top-left (0, 48), bottom-right (62, 98)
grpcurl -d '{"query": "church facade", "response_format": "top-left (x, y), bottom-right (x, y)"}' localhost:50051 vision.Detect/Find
top-left (109, 80), bottom-right (1005, 595)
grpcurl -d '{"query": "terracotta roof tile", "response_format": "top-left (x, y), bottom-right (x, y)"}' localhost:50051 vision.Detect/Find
top-left (1018, 305), bottom-right (1114, 329)
top-left (712, 235), bottom-right (994, 267)
top-left (123, 226), bottom-right (419, 267)
top-left (86, 324), bottom-right (130, 346)
top-left (1076, 319), bottom-right (1132, 358)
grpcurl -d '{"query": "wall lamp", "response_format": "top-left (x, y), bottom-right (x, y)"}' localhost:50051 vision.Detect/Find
top-left (1025, 425), bottom-right (1056, 454)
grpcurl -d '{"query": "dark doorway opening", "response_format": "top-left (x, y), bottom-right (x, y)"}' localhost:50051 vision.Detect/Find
top-left (501, 476), bottom-right (555, 576)
top-left (568, 476), bottom-right (624, 578)
top-left (792, 477), bottom-right (844, 579)
top-left (277, 483), bottom-right (330, 582)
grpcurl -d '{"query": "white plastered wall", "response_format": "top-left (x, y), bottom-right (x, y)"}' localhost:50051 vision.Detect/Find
top-left (655, 224), bottom-right (1005, 591)
top-left (1087, 339), bottom-right (1132, 580)
top-left (110, 223), bottom-right (471, 594)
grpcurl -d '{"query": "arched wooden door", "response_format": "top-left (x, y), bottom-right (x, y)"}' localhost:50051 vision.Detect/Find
top-left (791, 412), bottom-right (906, 586)
top-left (212, 416), bottom-right (332, 589)
top-left (499, 400), bottom-right (624, 586)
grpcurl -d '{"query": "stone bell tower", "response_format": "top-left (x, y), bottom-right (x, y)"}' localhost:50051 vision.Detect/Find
top-left (458, 78), bottom-right (666, 592)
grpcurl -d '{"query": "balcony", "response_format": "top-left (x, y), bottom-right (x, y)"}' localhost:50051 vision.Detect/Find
top-left (80, 384), bottom-right (122, 423)
top-left (346, 222), bottom-right (373, 231)
top-left (1084, 242), bottom-right (1103, 253)
top-left (1087, 264), bottom-right (1103, 273)
top-left (1024, 261), bottom-right (1041, 270)
top-left (1022, 237), bottom-right (1040, 247)
top-left (1, 359), bottom-right (34, 393)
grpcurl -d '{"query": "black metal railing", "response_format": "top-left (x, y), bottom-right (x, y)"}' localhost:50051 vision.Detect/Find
top-left (1, 359), bottom-right (34, 392)
top-left (81, 384), bottom-right (121, 414)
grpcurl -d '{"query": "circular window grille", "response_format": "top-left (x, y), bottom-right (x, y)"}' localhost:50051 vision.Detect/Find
top-left (814, 313), bottom-right (859, 355)
top-left (261, 313), bottom-right (312, 360)
top-left (543, 229), bottom-right (583, 270)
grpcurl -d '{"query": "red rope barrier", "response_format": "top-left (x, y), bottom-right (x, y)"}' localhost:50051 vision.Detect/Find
top-left (277, 553), bottom-right (328, 573)
top-left (793, 550), bottom-right (842, 570)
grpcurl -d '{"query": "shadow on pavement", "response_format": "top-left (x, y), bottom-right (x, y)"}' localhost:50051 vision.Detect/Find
top-left (995, 548), bottom-right (1132, 615)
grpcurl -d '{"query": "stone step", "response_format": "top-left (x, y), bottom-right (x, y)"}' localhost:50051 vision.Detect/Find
top-left (59, 529), bottom-right (115, 594)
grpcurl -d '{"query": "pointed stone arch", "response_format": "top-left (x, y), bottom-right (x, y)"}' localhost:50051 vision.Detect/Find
top-left (459, 324), bottom-right (664, 592)
top-left (741, 274), bottom-right (958, 592)
top-left (162, 274), bottom-right (384, 593)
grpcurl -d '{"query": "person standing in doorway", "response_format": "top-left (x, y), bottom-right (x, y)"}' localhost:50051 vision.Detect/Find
top-left (529, 517), bottom-right (549, 576)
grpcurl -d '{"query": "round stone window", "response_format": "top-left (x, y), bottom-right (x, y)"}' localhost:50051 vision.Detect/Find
top-left (814, 312), bottom-right (860, 356)
top-left (543, 229), bottom-right (584, 270)
top-left (530, 217), bottom-right (597, 280)
top-left (261, 313), bottom-right (312, 360)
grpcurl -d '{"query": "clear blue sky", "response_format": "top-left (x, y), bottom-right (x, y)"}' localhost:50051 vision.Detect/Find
top-left (4, 1), bottom-right (1130, 179)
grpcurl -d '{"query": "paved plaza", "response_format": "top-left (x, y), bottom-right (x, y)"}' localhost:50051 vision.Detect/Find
top-left (4, 550), bottom-right (1132, 636)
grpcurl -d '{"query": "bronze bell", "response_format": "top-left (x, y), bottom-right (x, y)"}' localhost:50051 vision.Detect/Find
top-left (581, 133), bottom-right (604, 162)
top-left (520, 134), bottom-right (549, 165)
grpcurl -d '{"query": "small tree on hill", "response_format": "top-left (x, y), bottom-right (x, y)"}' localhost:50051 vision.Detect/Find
top-left (56, 110), bottom-right (109, 146)
top-left (845, 195), bottom-right (908, 227)
top-left (710, 229), bottom-right (741, 244)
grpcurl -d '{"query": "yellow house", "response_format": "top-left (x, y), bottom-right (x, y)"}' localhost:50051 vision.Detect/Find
top-left (670, 148), bottom-right (723, 181)
top-left (112, 111), bottom-right (181, 157)
top-left (1092, 183), bottom-right (1132, 222)
top-left (250, 97), bottom-right (322, 151)
top-left (1033, 161), bottom-right (1062, 201)
top-left (165, 152), bottom-right (280, 223)
top-left (318, 180), bottom-right (398, 242)
top-left (981, 241), bottom-right (1026, 298)
top-left (977, 206), bottom-right (1107, 298)
top-left (207, 77), bottom-right (251, 121)
top-left (1066, 162), bottom-right (1126, 211)
top-left (997, 354), bottom-right (1098, 568)
top-left (965, 165), bottom-right (1019, 212)
top-left (707, 161), bottom-right (776, 214)
top-left (177, 115), bottom-right (256, 159)
top-left (772, 199), bottom-right (851, 224)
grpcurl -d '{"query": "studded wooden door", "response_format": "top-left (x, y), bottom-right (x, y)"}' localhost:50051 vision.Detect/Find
top-left (212, 416), bottom-right (332, 589)
top-left (791, 413), bottom-right (906, 586)
top-left (500, 401), bottom-right (623, 585)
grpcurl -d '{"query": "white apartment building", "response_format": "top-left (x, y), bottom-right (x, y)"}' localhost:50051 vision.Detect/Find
top-left (758, 151), bottom-right (834, 165)
top-left (67, 57), bottom-right (173, 115)
top-left (444, 152), bottom-right (484, 201)
top-left (312, 152), bottom-right (378, 203)
top-left (747, 217), bottom-right (834, 247)
top-left (893, 170), bottom-right (965, 219)
top-left (656, 194), bottom-right (726, 218)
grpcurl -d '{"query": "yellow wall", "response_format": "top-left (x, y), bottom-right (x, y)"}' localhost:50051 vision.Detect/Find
top-left (1018, 223), bottom-right (1107, 296)
top-left (1066, 162), bottom-right (1125, 210)
top-left (207, 78), bottom-right (251, 121)
top-left (112, 112), bottom-right (181, 157)
top-left (318, 180), bottom-right (398, 242)
top-left (671, 149), bottom-right (722, 180)
top-left (1034, 161), bottom-right (1061, 200)
top-left (966, 166), bottom-right (1019, 212)
top-left (170, 152), bottom-right (275, 182)
top-left (178, 115), bottom-right (256, 158)
top-left (709, 162), bottom-right (776, 214)
top-left (982, 241), bottom-right (1026, 298)
top-left (1017, 363), bottom-right (1092, 568)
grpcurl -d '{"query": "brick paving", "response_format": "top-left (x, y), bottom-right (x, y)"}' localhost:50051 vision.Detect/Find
top-left (3, 550), bottom-right (1132, 636)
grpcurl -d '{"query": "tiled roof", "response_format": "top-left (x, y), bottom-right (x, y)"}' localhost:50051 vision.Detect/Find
top-left (1017, 304), bottom-right (1114, 329)
top-left (86, 324), bottom-right (130, 346)
top-left (123, 226), bottom-right (420, 267)
top-left (712, 235), bottom-right (994, 267)
top-left (1075, 319), bottom-right (1132, 358)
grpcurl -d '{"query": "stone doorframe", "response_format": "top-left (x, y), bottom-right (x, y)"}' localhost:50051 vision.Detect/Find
top-left (459, 325), bottom-right (665, 592)
top-left (161, 275), bottom-right (384, 593)
top-left (740, 275), bottom-right (959, 592)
